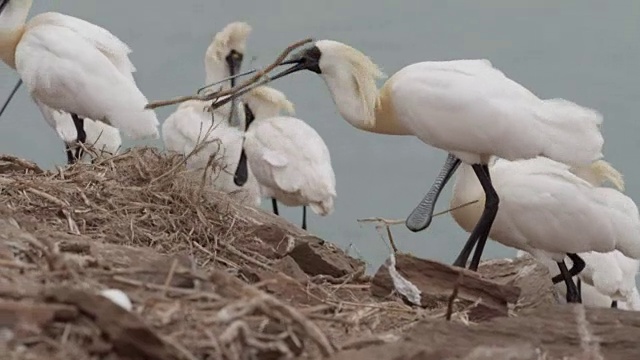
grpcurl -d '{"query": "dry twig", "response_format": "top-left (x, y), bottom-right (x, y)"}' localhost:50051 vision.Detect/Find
top-left (145, 38), bottom-right (313, 110)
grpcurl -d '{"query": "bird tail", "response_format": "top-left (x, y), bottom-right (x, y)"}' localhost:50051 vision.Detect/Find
top-left (309, 197), bottom-right (335, 216)
top-left (625, 287), bottom-right (640, 311)
top-left (83, 120), bottom-right (122, 155)
top-left (537, 98), bottom-right (604, 167)
top-left (570, 160), bottom-right (625, 191)
top-left (106, 105), bottom-right (159, 140)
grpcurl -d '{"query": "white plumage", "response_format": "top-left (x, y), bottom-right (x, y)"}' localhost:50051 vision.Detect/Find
top-left (161, 22), bottom-right (261, 207)
top-left (449, 157), bottom-right (640, 262)
top-left (241, 86), bottom-right (337, 218)
top-left (246, 39), bottom-right (606, 268)
top-left (0, 1), bottom-right (159, 140)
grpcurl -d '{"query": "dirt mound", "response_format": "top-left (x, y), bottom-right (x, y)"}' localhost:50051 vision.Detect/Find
top-left (0, 149), bottom-right (436, 360)
top-left (1, 149), bottom-right (637, 360)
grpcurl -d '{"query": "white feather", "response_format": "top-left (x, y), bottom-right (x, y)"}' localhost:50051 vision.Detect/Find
top-left (0, 6), bottom-right (159, 140)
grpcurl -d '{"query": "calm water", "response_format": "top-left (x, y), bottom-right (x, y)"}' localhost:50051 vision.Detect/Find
top-left (1, 1), bottom-right (639, 273)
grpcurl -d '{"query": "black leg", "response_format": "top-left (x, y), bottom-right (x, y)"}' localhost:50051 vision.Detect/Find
top-left (65, 143), bottom-right (76, 165)
top-left (406, 153), bottom-right (461, 232)
top-left (71, 113), bottom-right (86, 163)
top-left (453, 164), bottom-right (499, 270)
top-left (611, 300), bottom-right (618, 308)
top-left (557, 260), bottom-right (581, 303)
top-left (302, 206), bottom-right (307, 230)
top-left (271, 198), bottom-right (279, 216)
top-left (551, 253), bottom-right (585, 284)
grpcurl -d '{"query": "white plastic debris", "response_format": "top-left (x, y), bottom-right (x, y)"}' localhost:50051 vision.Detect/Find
top-left (99, 288), bottom-right (133, 311)
top-left (387, 254), bottom-right (422, 306)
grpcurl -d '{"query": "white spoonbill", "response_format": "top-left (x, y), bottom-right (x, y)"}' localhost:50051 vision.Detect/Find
top-left (236, 86), bottom-right (336, 230)
top-left (517, 250), bottom-right (640, 310)
top-left (161, 22), bottom-right (261, 207)
top-left (447, 157), bottom-right (640, 302)
top-left (0, 0), bottom-right (159, 145)
top-left (212, 39), bottom-right (604, 269)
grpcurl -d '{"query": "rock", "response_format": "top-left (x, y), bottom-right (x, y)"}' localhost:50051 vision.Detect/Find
top-left (90, 242), bottom-right (195, 289)
top-left (0, 300), bottom-right (78, 338)
top-left (404, 304), bottom-right (640, 359)
top-left (477, 256), bottom-right (558, 311)
top-left (289, 239), bottom-right (359, 278)
top-left (45, 287), bottom-right (179, 360)
top-left (272, 255), bottom-right (309, 284)
top-left (249, 224), bottom-right (295, 257)
top-left (371, 253), bottom-right (521, 321)
top-left (330, 304), bottom-right (640, 359)
top-left (241, 268), bottom-right (322, 307)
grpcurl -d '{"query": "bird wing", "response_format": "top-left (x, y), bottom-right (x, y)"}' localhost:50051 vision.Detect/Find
top-left (493, 170), bottom-right (619, 256)
top-left (15, 23), bottom-right (159, 140)
top-left (389, 59), bottom-right (602, 166)
top-left (246, 117), bottom-right (336, 199)
top-left (27, 12), bottom-right (136, 82)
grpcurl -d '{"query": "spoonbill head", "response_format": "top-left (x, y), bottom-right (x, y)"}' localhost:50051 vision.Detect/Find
top-left (205, 21), bottom-right (252, 88)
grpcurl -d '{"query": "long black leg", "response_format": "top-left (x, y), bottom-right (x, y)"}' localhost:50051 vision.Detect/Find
top-left (68, 113), bottom-right (86, 164)
top-left (65, 144), bottom-right (75, 164)
top-left (557, 260), bottom-right (581, 303)
top-left (271, 198), bottom-right (279, 216)
top-left (551, 253), bottom-right (585, 284)
top-left (453, 164), bottom-right (499, 270)
top-left (611, 300), bottom-right (618, 308)
top-left (406, 153), bottom-right (461, 232)
top-left (302, 206), bottom-right (307, 230)
top-left (468, 164), bottom-right (496, 270)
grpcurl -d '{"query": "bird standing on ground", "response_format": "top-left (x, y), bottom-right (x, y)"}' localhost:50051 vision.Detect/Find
top-left (448, 157), bottom-right (640, 303)
top-left (161, 22), bottom-right (262, 207)
top-left (236, 86), bottom-right (336, 230)
top-left (213, 39), bottom-right (604, 269)
top-left (36, 99), bottom-right (122, 164)
top-left (518, 250), bottom-right (640, 310)
top-left (0, 0), bottom-right (159, 158)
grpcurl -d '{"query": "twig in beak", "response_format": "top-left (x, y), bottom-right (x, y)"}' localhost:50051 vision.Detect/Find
top-left (145, 38), bottom-right (313, 110)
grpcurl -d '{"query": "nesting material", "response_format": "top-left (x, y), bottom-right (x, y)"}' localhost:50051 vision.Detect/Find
top-left (0, 148), bottom-right (456, 360)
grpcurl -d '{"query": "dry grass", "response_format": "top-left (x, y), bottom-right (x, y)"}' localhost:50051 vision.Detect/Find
top-left (0, 148), bottom-right (451, 360)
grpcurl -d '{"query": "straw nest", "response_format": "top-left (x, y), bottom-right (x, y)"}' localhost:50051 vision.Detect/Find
top-left (0, 148), bottom-right (448, 360)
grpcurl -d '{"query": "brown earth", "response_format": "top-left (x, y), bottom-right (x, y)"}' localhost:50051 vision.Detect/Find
top-left (0, 149), bottom-right (638, 360)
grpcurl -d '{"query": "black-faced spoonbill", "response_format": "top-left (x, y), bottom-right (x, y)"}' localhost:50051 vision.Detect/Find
top-left (235, 86), bottom-right (336, 230)
top-left (518, 250), bottom-right (640, 310)
top-left (448, 157), bottom-right (640, 303)
top-left (214, 39), bottom-right (605, 271)
top-left (0, 0), bottom-right (160, 152)
top-left (161, 22), bottom-right (261, 207)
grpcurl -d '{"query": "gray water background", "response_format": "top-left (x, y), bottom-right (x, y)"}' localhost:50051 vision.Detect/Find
top-left (1, 1), bottom-right (639, 274)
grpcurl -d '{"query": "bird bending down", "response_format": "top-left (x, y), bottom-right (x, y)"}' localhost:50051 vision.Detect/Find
top-left (0, 0), bottom-right (159, 154)
top-left (161, 22), bottom-right (261, 207)
top-left (214, 39), bottom-right (604, 269)
top-left (447, 157), bottom-right (640, 303)
top-left (236, 86), bottom-right (336, 230)
top-left (518, 250), bottom-right (640, 310)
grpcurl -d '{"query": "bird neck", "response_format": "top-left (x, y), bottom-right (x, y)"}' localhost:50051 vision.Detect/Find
top-left (320, 68), bottom-right (411, 135)
top-left (450, 164), bottom-right (485, 233)
top-left (0, 0), bottom-right (31, 69)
